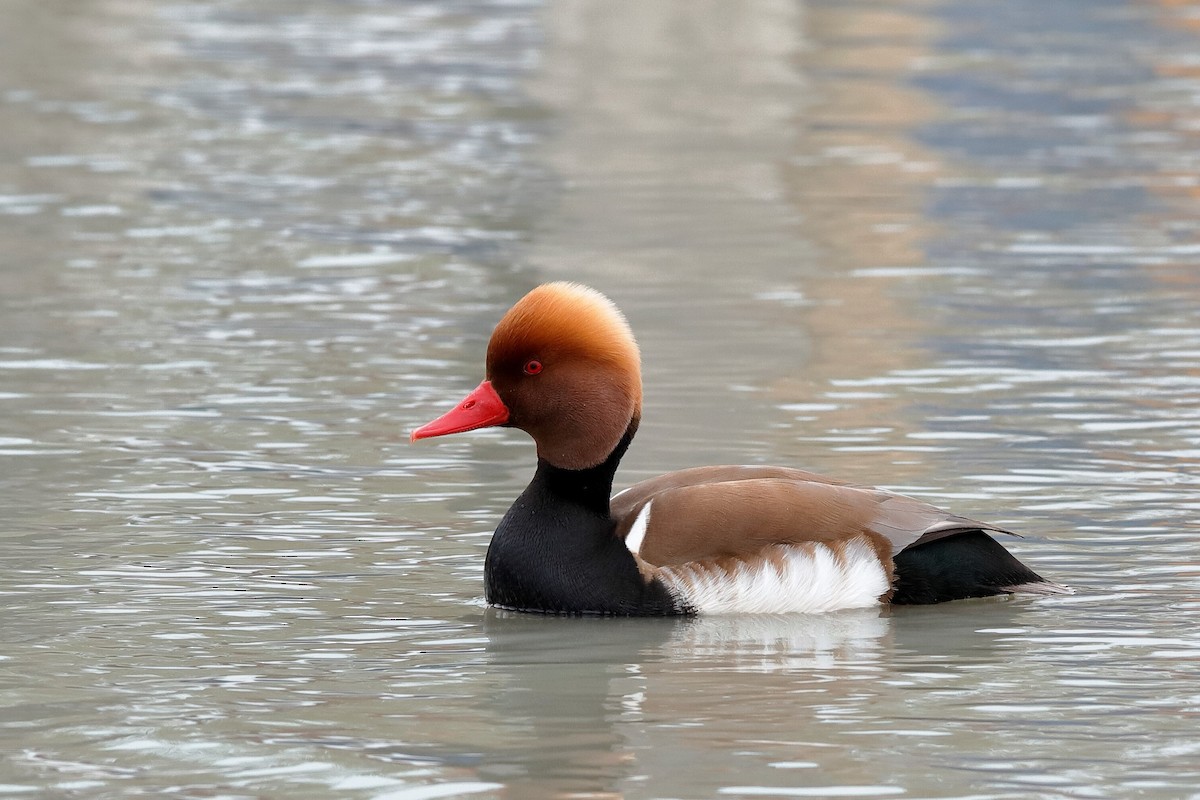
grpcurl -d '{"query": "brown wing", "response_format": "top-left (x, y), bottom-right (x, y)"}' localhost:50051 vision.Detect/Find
top-left (612, 466), bottom-right (1014, 566)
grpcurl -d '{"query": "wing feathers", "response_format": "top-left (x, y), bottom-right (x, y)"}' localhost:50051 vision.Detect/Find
top-left (613, 467), bottom-right (1012, 566)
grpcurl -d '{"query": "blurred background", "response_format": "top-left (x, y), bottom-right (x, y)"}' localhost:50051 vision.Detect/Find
top-left (3, 1), bottom-right (1200, 798)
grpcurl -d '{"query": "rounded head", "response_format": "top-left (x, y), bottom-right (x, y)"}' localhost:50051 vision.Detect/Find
top-left (487, 282), bottom-right (641, 469)
top-left (411, 282), bottom-right (643, 470)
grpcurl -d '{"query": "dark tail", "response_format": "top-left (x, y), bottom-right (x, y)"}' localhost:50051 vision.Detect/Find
top-left (890, 530), bottom-right (1072, 605)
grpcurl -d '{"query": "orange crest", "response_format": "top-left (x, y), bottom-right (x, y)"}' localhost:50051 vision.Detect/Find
top-left (486, 282), bottom-right (642, 400)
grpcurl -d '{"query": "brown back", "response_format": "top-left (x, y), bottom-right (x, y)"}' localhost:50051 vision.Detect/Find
top-left (612, 465), bottom-right (1013, 566)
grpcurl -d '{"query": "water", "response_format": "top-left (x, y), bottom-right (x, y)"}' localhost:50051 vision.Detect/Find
top-left (3, 0), bottom-right (1200, 797)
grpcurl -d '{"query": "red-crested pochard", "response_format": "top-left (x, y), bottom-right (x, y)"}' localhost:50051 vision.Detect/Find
top-left (412, 282), bottom-right (1070, 615)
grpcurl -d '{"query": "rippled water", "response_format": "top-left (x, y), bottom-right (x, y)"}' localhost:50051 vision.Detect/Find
top-left (4, 0), bottom-right (1200, 798)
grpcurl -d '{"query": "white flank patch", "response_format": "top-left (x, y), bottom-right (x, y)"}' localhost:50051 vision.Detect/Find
top-left (624, 500), bottom-right (652, 555)
top-left (658, 537), bottom-right (890, 615)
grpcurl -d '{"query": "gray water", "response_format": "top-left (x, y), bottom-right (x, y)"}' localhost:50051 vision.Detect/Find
top-left (3, 1), bottom-right (1200, 798)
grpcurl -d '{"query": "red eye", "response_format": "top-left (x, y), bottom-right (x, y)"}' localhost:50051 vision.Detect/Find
top-left (523, 359), bottom-right (543, 375)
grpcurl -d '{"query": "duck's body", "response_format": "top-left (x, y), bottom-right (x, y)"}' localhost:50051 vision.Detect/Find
top-left (413, 283), bottom-right (1069, 616)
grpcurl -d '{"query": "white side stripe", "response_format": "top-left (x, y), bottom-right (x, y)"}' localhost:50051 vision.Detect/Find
top-left (658, 537), bottom-right (889, 615)
top-left (624, 501), bottom-right (652, 556)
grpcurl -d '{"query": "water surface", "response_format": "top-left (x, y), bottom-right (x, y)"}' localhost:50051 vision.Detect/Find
top-left (3, 1), bottom-right (1200, 798)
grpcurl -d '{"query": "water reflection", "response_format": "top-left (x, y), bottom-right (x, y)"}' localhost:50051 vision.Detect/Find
top-left (478, 609), bottom-right (892, 797)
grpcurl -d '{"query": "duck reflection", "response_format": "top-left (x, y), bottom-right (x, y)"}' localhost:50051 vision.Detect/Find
top-left (886, 596), bottom-right (1046, 662)
top-left (476, 608), bottom-right (891, 797)
top-left (470, 597), bottom-right (1049, 796)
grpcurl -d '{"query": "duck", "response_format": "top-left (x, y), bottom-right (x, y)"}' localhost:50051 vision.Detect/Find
top-left (411, 282), bottom-right (1070, 616)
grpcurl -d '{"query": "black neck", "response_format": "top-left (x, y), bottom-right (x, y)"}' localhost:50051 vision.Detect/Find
top-left (483, 423), bottom-right (679, 616)
top-left (534, 425), bottom-right (635, 514)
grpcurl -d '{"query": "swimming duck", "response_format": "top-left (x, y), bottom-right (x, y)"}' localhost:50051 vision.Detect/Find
top-left (412, 282), bottom-right (1069, 615)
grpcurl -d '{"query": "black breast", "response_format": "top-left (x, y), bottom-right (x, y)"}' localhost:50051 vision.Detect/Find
top-left (484, 459), bottom-right (682, 616)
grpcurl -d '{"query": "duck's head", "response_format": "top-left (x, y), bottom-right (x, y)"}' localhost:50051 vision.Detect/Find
top-left (411, 282), bottom-right (642, 470)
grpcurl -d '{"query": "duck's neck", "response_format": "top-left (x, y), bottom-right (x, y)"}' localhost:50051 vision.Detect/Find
top-left (484, 424), bottom-right (680, 615)
top-left (535, 424), bottom-right (633, 513)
